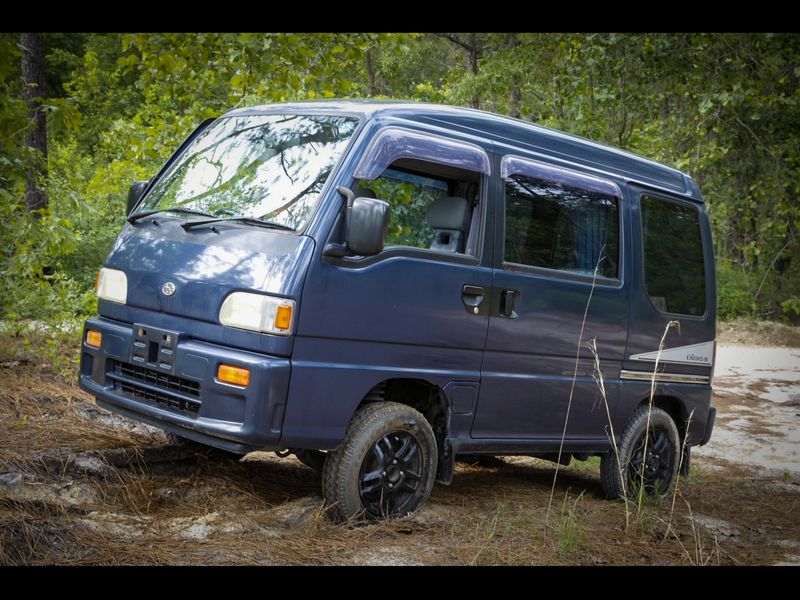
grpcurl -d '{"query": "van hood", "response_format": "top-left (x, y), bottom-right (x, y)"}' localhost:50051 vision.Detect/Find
top-left (104, 219), bottom-right (315, 326)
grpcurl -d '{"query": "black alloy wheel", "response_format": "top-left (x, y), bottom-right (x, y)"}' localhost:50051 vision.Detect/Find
top-left (358, 431), bottom-right (424, 518)
top-left (322, 402), bottom-right (438, 523)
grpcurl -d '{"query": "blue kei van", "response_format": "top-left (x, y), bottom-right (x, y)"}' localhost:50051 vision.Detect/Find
top-left (79, 101), bottom-right (716, 521)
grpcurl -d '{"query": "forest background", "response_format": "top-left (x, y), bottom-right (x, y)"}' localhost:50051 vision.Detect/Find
top-left (1, 33), bottom-right (798, 334)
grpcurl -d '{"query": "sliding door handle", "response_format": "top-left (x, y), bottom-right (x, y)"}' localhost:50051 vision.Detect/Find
top-left (500, 289), bottom-right (518, 318)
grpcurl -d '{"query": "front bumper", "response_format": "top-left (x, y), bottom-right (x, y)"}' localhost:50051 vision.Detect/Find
top-left (79, 316), bottom-right (290, 454)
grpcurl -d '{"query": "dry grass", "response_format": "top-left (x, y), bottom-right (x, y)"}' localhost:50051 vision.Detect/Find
top-left (1, 335), bottom-right (799, 565)
top-left (2, 444), bottom-right (797, 565)
top-left (0, 370), bottom-right (160, 475)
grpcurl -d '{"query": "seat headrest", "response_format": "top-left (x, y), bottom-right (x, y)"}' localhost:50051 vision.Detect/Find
top-left (351, 184), bottom-right (377, 200)
top-left (427, 196), bottom-right (470, 231)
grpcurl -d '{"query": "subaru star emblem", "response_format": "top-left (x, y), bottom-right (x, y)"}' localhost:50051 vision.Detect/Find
top-left (161, 281), bottom-right (176, 296)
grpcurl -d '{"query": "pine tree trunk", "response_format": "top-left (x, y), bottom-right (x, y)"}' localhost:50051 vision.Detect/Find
top-left (507, 34), bottom-right (521, 119)
top-left (468, 34), bottom-right (480, 109)
top-left (21, 32), bottom-right (47, 214)
top-left (366, 47), bottom-right (377, 96)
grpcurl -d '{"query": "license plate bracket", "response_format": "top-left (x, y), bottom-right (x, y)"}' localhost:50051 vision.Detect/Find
top-left (130, 323), bottom-right (180, 371)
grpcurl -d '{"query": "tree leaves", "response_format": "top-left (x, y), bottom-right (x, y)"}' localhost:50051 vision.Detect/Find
top-left (0, 32), bottom-right (798, 322)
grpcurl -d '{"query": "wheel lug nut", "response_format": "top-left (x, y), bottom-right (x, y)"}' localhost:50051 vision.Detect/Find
top-left (382, 471), bottom-right (386, 476)
top-left (388, 483), bottom-right (393, 488)
top-left (392, 460), bottom-right (397, 465)
top-left (400, 471), bottom-right (404, 476)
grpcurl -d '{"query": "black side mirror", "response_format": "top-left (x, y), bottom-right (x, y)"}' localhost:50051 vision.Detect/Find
top-left (127, 180), bottom-right (150, 215)
top-left (347, 197), bottom-right (390, 256)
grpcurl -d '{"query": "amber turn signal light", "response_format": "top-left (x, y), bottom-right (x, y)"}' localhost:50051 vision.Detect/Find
top-left (86, 330), bottom-right (102, 349)
top-left (274, 304), bottom-right (293, 331)
top-left (217, 364), bottom-right (250, 387)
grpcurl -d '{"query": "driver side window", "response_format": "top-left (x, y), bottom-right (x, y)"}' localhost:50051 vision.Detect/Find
top-left (357, 168), bottom-right (447, 249)
top-left (356, 161), bottom-right (481, 256)
top-left (351, 128), bottom-right (490, 258)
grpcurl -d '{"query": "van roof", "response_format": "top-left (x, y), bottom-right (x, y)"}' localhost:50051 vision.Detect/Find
top-left (226, 100), bottom-right (701, 200)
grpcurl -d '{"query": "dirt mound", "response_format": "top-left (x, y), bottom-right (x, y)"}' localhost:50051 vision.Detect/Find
top-left (717, 319), bottom-right (800, 348)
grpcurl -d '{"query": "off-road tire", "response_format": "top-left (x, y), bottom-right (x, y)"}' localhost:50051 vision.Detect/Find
top-left (321, 402), bottom-right (438, 523)
top-left (600, 405), bottom-right (680, 500)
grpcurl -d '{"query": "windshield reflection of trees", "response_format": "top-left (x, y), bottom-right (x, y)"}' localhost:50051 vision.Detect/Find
top-left (175, 242), bottom-right (294, 293)
top-left (144, 115), bottom-right (357, 231)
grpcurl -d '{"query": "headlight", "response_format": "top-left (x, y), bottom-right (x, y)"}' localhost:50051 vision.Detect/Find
top-left (96, 267), bottom-right (128, 304)
top-left (219, 292), bottom-right (295, 336)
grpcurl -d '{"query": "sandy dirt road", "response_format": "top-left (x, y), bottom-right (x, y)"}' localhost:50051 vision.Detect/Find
top-left (695, 346), bottom-right (800, 476)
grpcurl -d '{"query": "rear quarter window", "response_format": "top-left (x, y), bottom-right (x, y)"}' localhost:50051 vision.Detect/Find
top-left (640, 195), bottom-right (706, 316)
top-left (504, 174), bottom-right (620, 279)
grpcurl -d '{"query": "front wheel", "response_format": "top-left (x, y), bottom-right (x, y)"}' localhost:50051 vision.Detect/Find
top-left (600, 405), bottom-right (680, 500)
top-left (322, 402), bottom-right (438, 523)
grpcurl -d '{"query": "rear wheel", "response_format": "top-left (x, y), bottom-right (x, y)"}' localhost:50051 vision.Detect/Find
top-left (322, 402), bottom-right (438, 523)
top-left (600, 405), bottom-right (680, 500)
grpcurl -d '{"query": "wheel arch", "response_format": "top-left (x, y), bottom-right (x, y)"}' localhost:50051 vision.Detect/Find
top-left (637, 394), bottom-right (689, 440)
top-left (354, 378), bottom-right (449, 445)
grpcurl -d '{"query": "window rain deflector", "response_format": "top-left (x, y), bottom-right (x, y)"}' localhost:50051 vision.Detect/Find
top-left (354, 127), bottom-right (491, 180)
top-left (501, 155), bottom-right (622, 198)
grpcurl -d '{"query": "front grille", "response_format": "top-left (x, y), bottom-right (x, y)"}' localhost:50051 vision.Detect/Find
top-left (108, 360), bottom-right (200, 415)
top-left (118, 362), bottom-right (200, 396)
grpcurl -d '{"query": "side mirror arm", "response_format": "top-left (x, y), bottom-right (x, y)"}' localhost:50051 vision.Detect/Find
top-left (336, 185), bottom-right (356, 246)
top-left (322, 186), bottom-right (355, 258)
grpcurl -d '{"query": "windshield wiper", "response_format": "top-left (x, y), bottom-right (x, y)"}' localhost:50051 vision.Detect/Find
top-left (128, 207), bottom-right (216, 224)
top-left (181, 216), bottom-right (295, 232)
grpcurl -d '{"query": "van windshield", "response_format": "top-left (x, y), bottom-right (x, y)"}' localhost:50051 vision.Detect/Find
top-left (140, 114), bottom-right (359, 231)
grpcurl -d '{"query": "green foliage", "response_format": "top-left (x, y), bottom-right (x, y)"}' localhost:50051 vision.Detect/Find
top-left (781, 297), bottom-right (800, 319)
top-left (717, 260), bottom-right (756, 319)
top-left (0, 187), bottom-right (96, 321)
top-left (0, 34), bottom-right (25, 185)
top-left (556, 491), bottom-right (586, 557)
top-left (359, 174), bottom-right (442, 248)
top-left (426, 32), bottom-right (800, 322)
top-left (1, 33), bottom-right (403, 327)
top-left (1, 33), bottom-right (798, 327)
